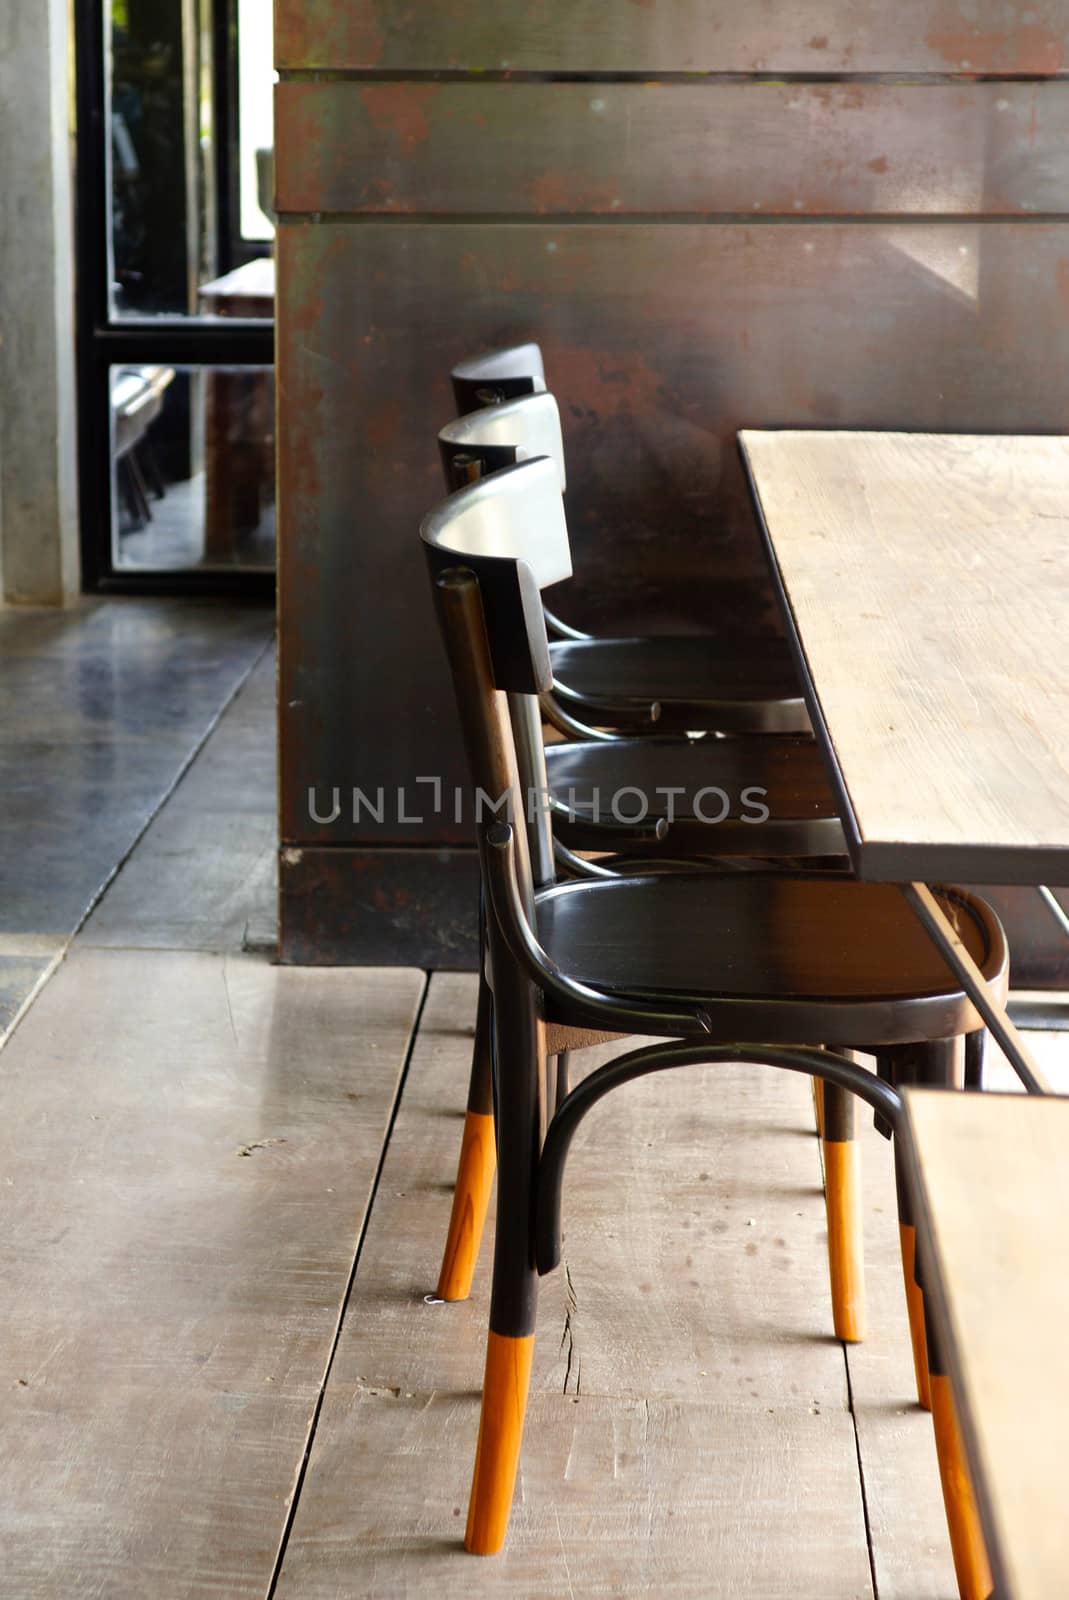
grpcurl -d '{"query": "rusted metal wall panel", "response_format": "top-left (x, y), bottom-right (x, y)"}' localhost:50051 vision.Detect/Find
top-left (279, 848), bottom-right (480, 967)
top-left (276, 82), bottom-right (1067, 218)
top-left (277, 218), bottom-right (1069, 861)
top-left (276, 1), bottom-right (1069, 75)
top-left (275, 0), bottom-right (1069, 968)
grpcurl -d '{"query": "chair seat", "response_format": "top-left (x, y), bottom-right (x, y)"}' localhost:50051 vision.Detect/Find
top-left (548, 636), bottom-right (808, 733)
top-left (544, 735), bottom-right (844, 857)
top-left (535, 873), bottom-right (1006, 1047)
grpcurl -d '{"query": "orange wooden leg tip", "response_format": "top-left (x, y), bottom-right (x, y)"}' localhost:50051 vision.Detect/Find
top-left (898, 1222), bottom-right (932, 1410)
top-left (824, 1138), bottom-right (867, 1342)
top-left (813, 1076), bottom-right (825, 1138)
top-left (437, 1111), bottom-right (496, 1302)
top-left (930, 1375), bottom-right (994, 1600)
top-left (465, 1332), bottom-right (535, 1555)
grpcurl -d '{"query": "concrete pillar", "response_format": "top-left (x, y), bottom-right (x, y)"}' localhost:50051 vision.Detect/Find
top-left (0, 0), bottom-right (80, 604)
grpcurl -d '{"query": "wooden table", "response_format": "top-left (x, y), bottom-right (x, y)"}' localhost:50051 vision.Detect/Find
top-left (899, 1088), bottom-right (1069, 1600)
top-left (200, 257), bottom-right (276, 318)
top-left (740, 429), bottom-right (1069, 1596)
top-left (740, 429), bottom-right (1069, 1094)
top-left (198, 259), bottom-right (276, 561)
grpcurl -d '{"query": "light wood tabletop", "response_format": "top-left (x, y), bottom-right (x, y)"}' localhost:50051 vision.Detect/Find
top-left (739, 431), bottom-right (1069, 885)
top-left (199, 256), bottom-right (276, 307)
top-left (900, 1088), bottom-right (1069, 1600)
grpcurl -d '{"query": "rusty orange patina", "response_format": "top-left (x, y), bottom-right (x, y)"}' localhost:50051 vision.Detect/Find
top-left (927, 17), bottom-right (1065, 75)
top-left (359, 85), bottom-right (441, 153)
top-left (275, 0), bottom-right (384, 69)
top-left (1057, 260), bottom-right (1069, 315)
top-left (529, 171), bottom-right (621, 215)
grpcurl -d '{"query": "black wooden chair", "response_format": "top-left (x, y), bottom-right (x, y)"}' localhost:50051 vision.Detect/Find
top-left (433, 402), bottom-right (987, 1402)
top-left (449, 349), bottom-right (809, 736)
top-left (440, 399), bottom-right (991, 1054)
top-left (438, 392), bottom-right (844, 870)
top-left (436, 389), bottom-right (859, 1348)
top-left (422, 457), bottom-right (1006, 1586)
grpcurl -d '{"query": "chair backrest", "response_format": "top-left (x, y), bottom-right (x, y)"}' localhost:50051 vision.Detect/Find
top-left (421, 456), bottom-right (563, 695)
top-left (438, 392), bottom-right (568, 495)
top-left (421, 458), bottom-right (563, 887)
top-left (451, 342), bottom-right (546, 415)
top-left (422, 447), bottom-right (572, 603)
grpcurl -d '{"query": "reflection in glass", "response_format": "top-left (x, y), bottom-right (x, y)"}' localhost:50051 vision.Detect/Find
top-left (107, 0), bottom-right (276, 316)
top-left (111, 364), bottom-right (275, 571)
top-left (109, 0), bottom-right (215, 315)
top-left (238, 0), bottom-right (275, 242)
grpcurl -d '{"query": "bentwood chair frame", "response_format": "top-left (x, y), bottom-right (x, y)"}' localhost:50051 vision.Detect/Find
top-left (439, 391), bottom-right (991, 1076)
top-left (438, 392), bottom-right (844, 867)
top-left (421, 458), bottom-right (1006, 1595)
top-left (433, 409), bottom-right (988, 1367)
top-left (434, 388), bottom-right (948, 1376)
top-left (447, 358), bottom-right (810, 737)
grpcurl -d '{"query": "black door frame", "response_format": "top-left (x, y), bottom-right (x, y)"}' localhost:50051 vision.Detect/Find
top-left (74, 0), bottom-right (275, 596)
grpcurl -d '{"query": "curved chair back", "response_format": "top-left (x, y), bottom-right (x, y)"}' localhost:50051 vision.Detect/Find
top-left (421, 452), bottom-right (571, 603)
top-left (439, 393), bottom-right (567, 494)
top-left (451, 342), bottom-right (546, 414)
top-left (422, 459), bottom-right (565, 888)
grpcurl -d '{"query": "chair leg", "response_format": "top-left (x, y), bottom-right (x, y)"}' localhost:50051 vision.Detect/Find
top-left (554, 1050), bottom-right (571, 1114)
top-left (467, 1327), bottom-right (536, 1555)
top-left (895, 1139), bottom-right (931, 1410)
top-left (928, 1035), bottom-right (965, 1093)
top-left (822, 1080), bottom-right (866, 1342)
top-left (465, 980), bottom-right (543, 1556)
top-left (127, 449), bottom-right (154, 523)
top-left (877, 1042), bottom-right (931, 1408)
top-left (893, 1038), bottom-right (962, 1406)
top-left (926, 1294), bottom-right (994, 1599)
top-left (964, 1029), bottom-right (987, 1092)
top-left (139, 437), bottom-right (167, 499)
top-left (812, 1075), bottom-right (825, 1138)
top-left (437, 979), bottom-right (496, 1303)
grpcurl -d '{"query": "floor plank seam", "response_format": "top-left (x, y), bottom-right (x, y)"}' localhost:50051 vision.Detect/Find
top-left (0, 946), bottom-right (66, 1060)
top-left (843, 1342), bottom-right (880, 1599)
top-left (71, 635), bottom-right (276, 943)
top-left (0, 637), bottom-right (274, 1059)
top-left (264, 968), bottom-right (432, 1600)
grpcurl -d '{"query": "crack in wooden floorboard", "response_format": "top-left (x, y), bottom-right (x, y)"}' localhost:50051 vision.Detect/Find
top-left (560, 1261), bottom-right (581, 1396)
top-left (844, 1339), bottom-right (880, 1599)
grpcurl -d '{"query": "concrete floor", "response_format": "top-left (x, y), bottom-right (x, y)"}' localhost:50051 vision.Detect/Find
top-left (0, 598), bottom-right (273, 1038)
top-left (118, 472), bottom-right (276, 574)
top-left (1, 598), bottom-right (1066, 1598)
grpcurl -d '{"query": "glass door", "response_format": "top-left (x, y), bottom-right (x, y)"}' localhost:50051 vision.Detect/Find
top-left (75, 0), bottom-right (275, 591)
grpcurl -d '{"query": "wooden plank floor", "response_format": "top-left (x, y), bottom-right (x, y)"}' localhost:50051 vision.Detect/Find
top-left (4, 602), bottom-right (1068, 1596)
top-left (270, 998), bottom-right (1069, 1599)
top-left (7, 960), bottom-right (1065, 1600)
top-left (0, 951), bottom-right (424, 1597)
top-left (272, 975), bottom-right (876, 1598)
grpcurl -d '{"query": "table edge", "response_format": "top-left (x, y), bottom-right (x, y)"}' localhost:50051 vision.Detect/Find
top-left (897, 1087), bottom-right (1016, 1600)
top-left (737, 433), bottom-right (867, 873)
top-left (736, 428), bottom-right (1069, 887)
